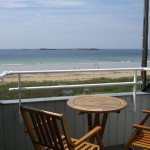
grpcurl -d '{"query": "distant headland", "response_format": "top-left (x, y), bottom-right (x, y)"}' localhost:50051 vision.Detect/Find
top-left (40, 48), bottom-right (57, 50)
top-left (40, 48), bottom-right (100, 50)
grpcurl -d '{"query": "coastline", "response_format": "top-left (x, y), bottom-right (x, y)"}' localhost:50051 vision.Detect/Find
top-left (0, 61), bottom-right (144, 72)
top-left (1, 62), bottom-right (149, 83)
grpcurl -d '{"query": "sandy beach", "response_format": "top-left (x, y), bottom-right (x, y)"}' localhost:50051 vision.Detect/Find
top-left (2, 71), bottom-right (143, 83)
top-left (1, 61), bottom-right (149, 83)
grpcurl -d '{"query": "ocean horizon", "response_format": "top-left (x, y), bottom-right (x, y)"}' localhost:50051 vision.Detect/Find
top-left (0, 49), bottom-right (149, 72)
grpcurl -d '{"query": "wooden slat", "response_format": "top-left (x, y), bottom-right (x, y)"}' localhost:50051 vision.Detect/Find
top-left (35, 114), bottom-right (48, 145)
top-left (130, 127), bottom-right (150, 149)
top-left (133, 139), bottom-right (150, 148)
top-left (24, 103), bottom-right (35, 150)
top-left (39, 115), bottom-right (49, 144)
top-left (75, 142), bottom-right (87, 149)
top-left (60, 116), bottom-right (73, 147)
top-left (46, 117), bottom-right (59, 149)
top-left (40, 114), bottom-right (53, 148)
top-left (52, 118), bottom-right (65, 149)
top-left (30, 113), bottom-right (43, 144)
top-left (74, 141), bottom-right (100, 150)
top-left (80, 144), bottom-right (91, 150)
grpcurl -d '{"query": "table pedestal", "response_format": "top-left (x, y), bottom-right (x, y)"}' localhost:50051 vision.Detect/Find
top-left (86, 113), bottom-right (108, 143)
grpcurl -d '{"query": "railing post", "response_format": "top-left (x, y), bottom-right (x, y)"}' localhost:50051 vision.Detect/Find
top-left (141, 0), bottom-right (149, 90)
top-left (17, 74), bottom-right (22, 124)
top-left (133, 70), bottom-right (137, 112)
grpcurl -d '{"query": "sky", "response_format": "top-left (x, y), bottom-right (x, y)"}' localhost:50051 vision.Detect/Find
top-left (0, 0), bottom-right (148, 49)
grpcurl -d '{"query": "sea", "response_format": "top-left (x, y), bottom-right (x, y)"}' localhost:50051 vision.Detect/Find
top-left (0, 49), bottom-right (150, 72)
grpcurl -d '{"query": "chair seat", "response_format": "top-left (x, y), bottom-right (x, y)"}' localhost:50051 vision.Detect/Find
top-left (36, 135), bottom-right (100, 150)
top-left (132, 131), bottom-right (150, 149)
top-left (40, 138), bottom-right (100, 150)
top-left (61, 135), bottom-right (100, 150)
top-left (125, 110), bottom-right (150, 150)
top-left (67, 138), bottom-right (100, 150)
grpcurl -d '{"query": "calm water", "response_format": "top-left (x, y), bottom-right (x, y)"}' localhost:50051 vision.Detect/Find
top-left (0, 49), bottom-right (146, 65)
top-left (0, 49), bottom-right (149, 71)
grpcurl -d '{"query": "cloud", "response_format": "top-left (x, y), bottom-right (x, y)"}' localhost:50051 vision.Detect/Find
top-left (0, 0), bottom-right (85, 9)
top-left (36, 0), bottom-right (85, 7)
top-left (0, 0), bottom-right (28, 8)
top-left (0, 0), bottom-right (145, 49)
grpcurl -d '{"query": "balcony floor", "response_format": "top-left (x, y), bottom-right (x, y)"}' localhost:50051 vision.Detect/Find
top-left (105, 144), bottom-right (141, 150)
top-left (105, 144), bottom-right (125, 150)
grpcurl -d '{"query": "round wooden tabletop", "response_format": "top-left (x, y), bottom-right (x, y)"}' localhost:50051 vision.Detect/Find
top-left (67, 95), bottom-right (127, 113)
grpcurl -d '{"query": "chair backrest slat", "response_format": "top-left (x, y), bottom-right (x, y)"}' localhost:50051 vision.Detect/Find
top-left (53, 118), bottom-right (65, 150)
top-left (30, 113), bottom-right (44, 144)
top-left (39, 114), bottom-right (54, 148)
top-left (35, 114), bottom-right (48, 146)
top-left (47, 117), bottom-right (62, 149)
top-left (60, 116), bottom-right (73, 147)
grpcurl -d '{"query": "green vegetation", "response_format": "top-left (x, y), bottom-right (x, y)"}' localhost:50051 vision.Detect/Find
top-left (0, 76), bottom-right (142, 100)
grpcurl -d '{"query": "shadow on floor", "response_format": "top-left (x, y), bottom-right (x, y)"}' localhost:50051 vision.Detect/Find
top-left (105, 144), bottom-right (125, 150)
top-left (105, 144), bottom-right (141, 150)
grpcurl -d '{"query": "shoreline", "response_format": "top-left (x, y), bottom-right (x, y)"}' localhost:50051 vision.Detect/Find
top-left (0, 61), bottom-right (146, 72)
top-left (1, 62), bottom-right (149, 83)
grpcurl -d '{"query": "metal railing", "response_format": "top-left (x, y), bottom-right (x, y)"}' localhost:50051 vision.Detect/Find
top-left (0, 67), bottom-right (149, 113)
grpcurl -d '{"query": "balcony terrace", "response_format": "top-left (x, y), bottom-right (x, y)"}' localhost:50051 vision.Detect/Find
top-left (0, 68), bottom-right (150, 150)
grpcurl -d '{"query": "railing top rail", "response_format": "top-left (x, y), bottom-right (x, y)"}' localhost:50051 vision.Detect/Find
top-left (0, 67), bottom-right (148, 79)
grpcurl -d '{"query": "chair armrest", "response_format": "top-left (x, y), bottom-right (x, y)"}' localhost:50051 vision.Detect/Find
top-left (72, 126), bottom-right (101, 147)
top-left (142, 110), bottom-right (150, 114)
top-left (133, 124), bottom-right (150, 131)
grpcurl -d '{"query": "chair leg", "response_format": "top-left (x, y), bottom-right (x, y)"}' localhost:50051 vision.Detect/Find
top-left (95, 133), bottom-right (104, 150)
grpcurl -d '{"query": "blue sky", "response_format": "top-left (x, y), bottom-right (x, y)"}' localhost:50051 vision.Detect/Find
top-left (0, 0), bottom-right (148, 49)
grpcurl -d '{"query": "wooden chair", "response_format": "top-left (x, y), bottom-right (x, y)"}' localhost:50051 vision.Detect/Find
top-left (125, 110), bottom-right (150, 150)
top-left (20, 105), bottom-right (104, 150)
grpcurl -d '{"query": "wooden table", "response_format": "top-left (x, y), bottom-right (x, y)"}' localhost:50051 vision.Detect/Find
top-left (67, 95), bottom-right (127, 141)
